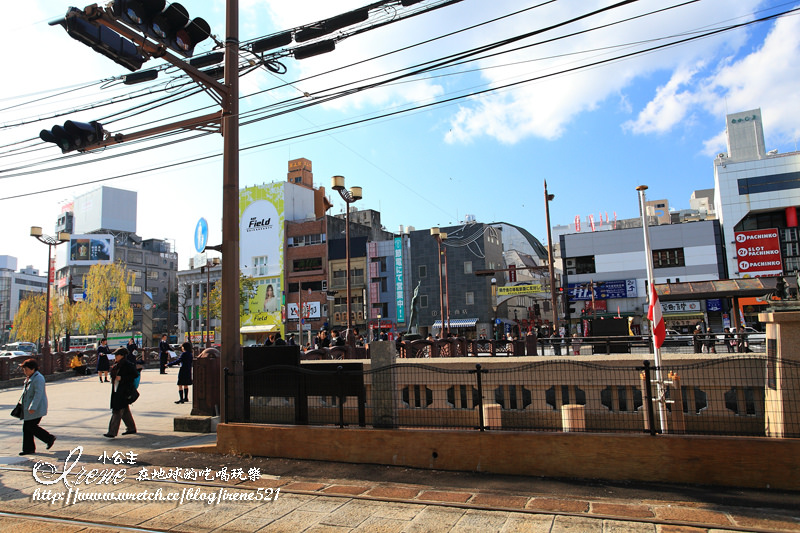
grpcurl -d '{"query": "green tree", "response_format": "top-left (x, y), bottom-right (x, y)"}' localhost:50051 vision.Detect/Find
top-left (78, 262), bottom-right (134, 339)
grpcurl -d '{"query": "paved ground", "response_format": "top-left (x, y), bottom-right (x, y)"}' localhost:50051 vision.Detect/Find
top-left (0, 368), bottom-right (798, 532)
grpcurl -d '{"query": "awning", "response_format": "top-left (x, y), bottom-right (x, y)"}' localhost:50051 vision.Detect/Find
top-left (663, 312), bottom-right (704, 319)
top-left (240, 325), bottom-right (277, 334)
top-left (432, 318), bottom-right (479, 329)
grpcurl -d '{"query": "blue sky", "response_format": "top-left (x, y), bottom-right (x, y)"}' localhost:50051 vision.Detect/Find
top-left (2, 0), bottom-right (799, 272)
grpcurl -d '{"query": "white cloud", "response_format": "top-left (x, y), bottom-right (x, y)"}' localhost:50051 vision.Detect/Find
top-left (622, 64), bottom-right (703, 135)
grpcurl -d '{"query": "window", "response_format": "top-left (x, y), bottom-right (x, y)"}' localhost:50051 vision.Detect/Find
top-left (464, 261), bottom-right (473, 274)
top-left (293, 257), bottom-right (322, 272)
top-left (419, 265), bottom-right (427, 278)
top-left (252, 255), bottom-right (269, 277)
top-left (575, 256), bottom-right (596, 274)
top-left (420, 295), bottom-right (428, 308)
top-left (466, 292), bottom-right (474, 305)
top-left (653, 248), bottom-right (685, 268)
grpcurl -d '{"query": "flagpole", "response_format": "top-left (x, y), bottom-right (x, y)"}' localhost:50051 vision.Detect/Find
top-left (637, 185), bottom-right (669, 433)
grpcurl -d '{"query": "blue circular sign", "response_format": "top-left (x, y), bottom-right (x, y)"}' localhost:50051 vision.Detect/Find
top-left (194, 218), bottom-right (209, 253)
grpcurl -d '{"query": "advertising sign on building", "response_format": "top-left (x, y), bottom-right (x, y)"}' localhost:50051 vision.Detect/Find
top-left (734, 228), bottom-right (782, 277)
top-left (567, 279), bottom-right (637, 300)
top-left (394, 237), bottom-right (405, 324)
top-left (67, 234), bottom-right (114, 265)
top-left (240, 184), bottom-right (285, 335)
top-left (287, 302), bottom-right (321, 320)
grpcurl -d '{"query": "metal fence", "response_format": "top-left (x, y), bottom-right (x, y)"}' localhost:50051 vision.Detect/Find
top-left (226, 355), bottom-right (800, 438)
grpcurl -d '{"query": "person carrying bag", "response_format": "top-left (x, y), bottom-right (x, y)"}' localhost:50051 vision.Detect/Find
top-left (16, 359), bottom-right (56, 455)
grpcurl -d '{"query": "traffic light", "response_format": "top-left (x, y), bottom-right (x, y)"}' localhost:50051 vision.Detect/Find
top-left (40, 120), bottom-right (104, 153)
top-left (50, 7), bottom-right (147, 71)
top-left (113, 0), bottom-right (211, 58)
top-left (775, 276), bottom-right (788, 300)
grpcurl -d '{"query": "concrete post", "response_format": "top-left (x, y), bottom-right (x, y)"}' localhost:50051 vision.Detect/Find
top-left (758, 310), bottom-right (800, 438)
top-left (369, 341), bottom-right (397, 428)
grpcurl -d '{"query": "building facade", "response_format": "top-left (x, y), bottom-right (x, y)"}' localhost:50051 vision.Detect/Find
top-left (0, 256), bottom-right (46, 345)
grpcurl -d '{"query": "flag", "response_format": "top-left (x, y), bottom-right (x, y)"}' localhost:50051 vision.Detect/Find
top-left (647, 284), bottom-right (666, 348)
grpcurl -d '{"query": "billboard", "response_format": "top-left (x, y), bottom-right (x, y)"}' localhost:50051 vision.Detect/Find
top-left (240, 184), bottom-right (285, 335)
top-left (735, 229), bottom-right (782, 277)
top-left (567, 279), bottom-right (637, 300)
top-left (67, 234), bottom-right (114, 265)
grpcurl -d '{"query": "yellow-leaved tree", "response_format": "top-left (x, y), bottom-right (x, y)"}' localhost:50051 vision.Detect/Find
top-left (52, 293), bottom-right (81, 350)
top-left (12, 292), bottom-right (46, 345)
top-left (78, 262), bottom-right (134, 339)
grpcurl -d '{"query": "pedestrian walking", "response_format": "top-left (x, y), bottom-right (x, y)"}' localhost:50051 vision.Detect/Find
top-left (104, 348), bottom-right (138, 438)
top-left (17, 359), bottom-right (56, 455)
top-left (96, 338), bottom-right (111, 382)
top-left (159, 334), bottom-right (170, 374)
top-left (551, 330), bottom-right (562, 355)
top-left (723, 327), bottom-right (736, 353)
top-left (168, 341), bottom-right (194, 404)
top-left (571, 333), bottom-right (581, 355)
top-left (126, 337), bottom-right (138, 358)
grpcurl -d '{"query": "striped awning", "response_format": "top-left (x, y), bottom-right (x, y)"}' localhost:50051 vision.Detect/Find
top-left (432, 318), bottom-right (479, 329)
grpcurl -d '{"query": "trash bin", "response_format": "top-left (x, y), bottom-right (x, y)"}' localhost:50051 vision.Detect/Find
top-left (191, 348), bottom-right (220, 416)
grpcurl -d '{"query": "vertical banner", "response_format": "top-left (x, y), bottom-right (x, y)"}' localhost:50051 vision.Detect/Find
top-left (394, 237), bottom-right (405, 324)
top-left (240, 184), bottom-right (285, 336)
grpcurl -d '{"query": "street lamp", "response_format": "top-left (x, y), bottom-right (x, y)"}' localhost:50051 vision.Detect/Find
top-left (201, 257), bottom-right (220, 348)
top-left (544, 181), bottom-right (558, 333)
top-left (490, 277), bottom-right (499, 340)
top-left (430, 228), bottom-right (450, 337)
top-left (30, 226), bottom-right (70, 359)
top-left (331, 175), bottom-right (362, 347)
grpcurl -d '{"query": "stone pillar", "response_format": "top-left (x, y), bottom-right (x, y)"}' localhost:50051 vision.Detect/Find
top-left (369, 341), bottom-right (397, 428)
top-left (561, 404), bottom-right (586, 432)
top-left (758, 310), bottom-right (800, 438)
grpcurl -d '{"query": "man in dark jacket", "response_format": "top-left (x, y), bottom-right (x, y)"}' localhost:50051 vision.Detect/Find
top-left (104, 349), bottom-right (137, 438)
top-left (159, 334), bottom-right (170, 374)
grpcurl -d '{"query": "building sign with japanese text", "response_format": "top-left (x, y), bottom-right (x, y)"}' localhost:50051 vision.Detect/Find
top-left (567, 279), bottom-right (637, 300)
top-left (662, 300), bottom-right (701, 313)
top-left (394, 237), bottom-right (405, 324)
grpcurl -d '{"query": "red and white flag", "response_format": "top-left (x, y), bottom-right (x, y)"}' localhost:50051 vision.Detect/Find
top-left (647, 284), bottom-right (665, 348)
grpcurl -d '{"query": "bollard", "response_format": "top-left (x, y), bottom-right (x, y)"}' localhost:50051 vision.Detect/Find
top-left (561, 404), bottom-right (586, 432)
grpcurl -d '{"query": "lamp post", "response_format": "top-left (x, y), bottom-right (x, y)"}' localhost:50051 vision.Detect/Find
top-left (431, 228), bottom-right (450, 337)
top-left (490, 277), bottom-right (498, 340)
top-left (544, 181), bottom-right (558, 333)
top-left (30, 227), bottom-right (70, 359)
top-left (331, 176), bottom-right (362, 347)
top-left (201, 258), bottom-right (220, 348)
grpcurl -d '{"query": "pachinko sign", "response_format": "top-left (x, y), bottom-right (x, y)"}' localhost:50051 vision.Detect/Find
top-left (735, 229), bottom-right (782, 277)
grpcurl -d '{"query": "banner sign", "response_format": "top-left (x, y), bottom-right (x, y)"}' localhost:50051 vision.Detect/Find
top-left (287, 302), bottom-right (321, 320)
top-left (394, 237), bottom-right (405, 324)
top-left (662, 300), bottom-right (701, 313)
top-left (498, 284), bottom-right (543, 296)
top-left (567, 279), bottom-right (637, 300)
top-left (735, 228), bottom-right (782, 277)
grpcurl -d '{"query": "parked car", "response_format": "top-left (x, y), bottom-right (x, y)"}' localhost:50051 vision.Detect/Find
top-left (740, 327), bottom-right (766, 346)
top-left (0, 350), bottom-right (28, 358)
top-left (664, 329), bottom-right (694, 346)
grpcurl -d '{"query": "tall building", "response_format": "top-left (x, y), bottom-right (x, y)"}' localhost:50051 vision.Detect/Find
top-left (54, 186), bottom-right (178, 346)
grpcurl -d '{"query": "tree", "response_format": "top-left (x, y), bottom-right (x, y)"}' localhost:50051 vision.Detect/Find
top-left (51, 293), bottom-right (81, 351)
top-left (78, 262), bottom-right (134, 339)
top-left (209, 273), bottom-right (257, 319)
top-left (12, 292), bottom-right (46, 345)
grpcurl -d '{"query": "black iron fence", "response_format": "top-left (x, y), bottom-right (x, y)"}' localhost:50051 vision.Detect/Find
top-left (225, 355), bottom-right (800, 438)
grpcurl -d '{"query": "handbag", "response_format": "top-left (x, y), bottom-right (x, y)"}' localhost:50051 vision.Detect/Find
top-left (127, 388), bottom-right (140, 404)
top-left (11, 380), bottom-right (28, 419)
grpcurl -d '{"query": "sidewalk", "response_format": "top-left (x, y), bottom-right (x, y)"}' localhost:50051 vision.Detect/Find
top-left (0, 369), bottom-right (798, 532)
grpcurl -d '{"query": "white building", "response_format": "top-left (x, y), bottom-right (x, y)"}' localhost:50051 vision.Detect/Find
top-left (714, 108), bottom-right (800, 278)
